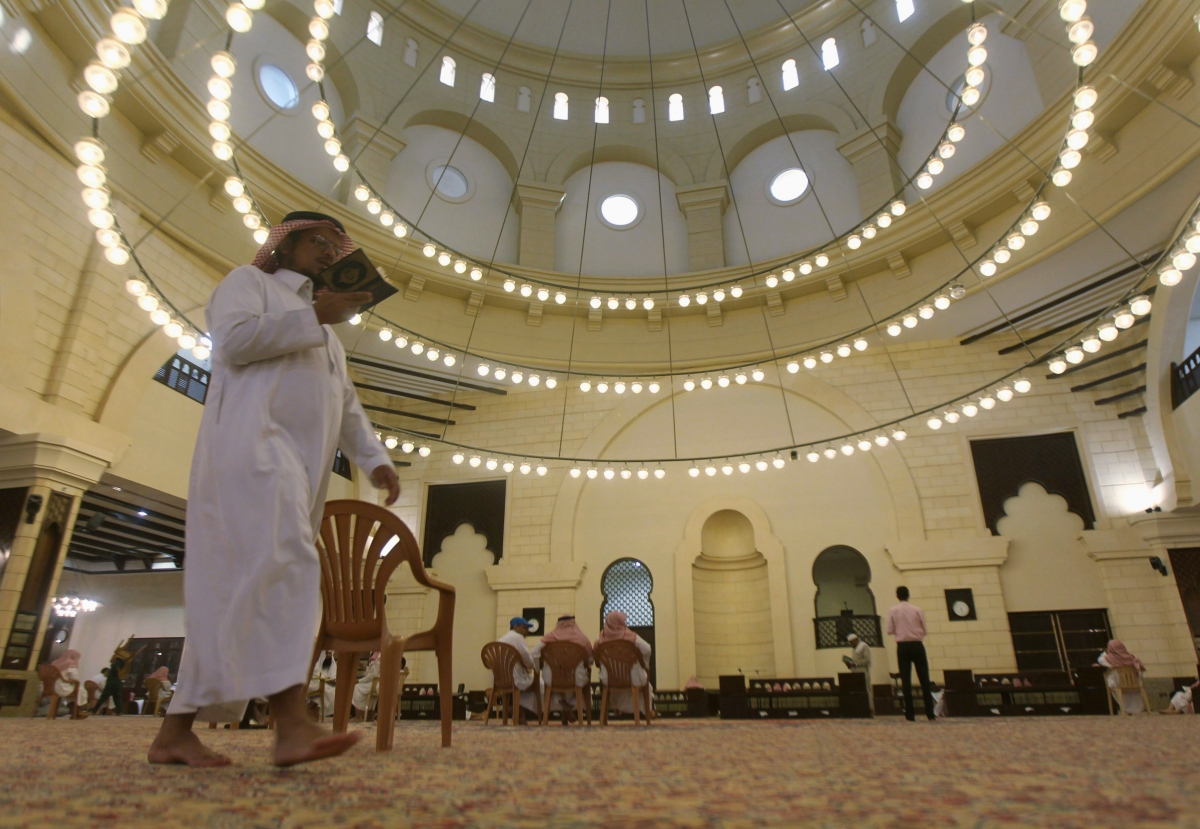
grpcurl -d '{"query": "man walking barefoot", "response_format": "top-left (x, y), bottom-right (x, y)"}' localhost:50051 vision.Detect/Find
top-left (149, 212), bottom-right (399, 767)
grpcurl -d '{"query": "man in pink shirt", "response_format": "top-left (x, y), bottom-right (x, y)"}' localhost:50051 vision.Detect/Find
top-left (886, 586), bottom-right (936, 722)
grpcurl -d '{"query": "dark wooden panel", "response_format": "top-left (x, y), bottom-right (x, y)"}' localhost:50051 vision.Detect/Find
top-left (1168, 548), bottom-right (1200, 640)
top-left (0, 486), bottom-right (28, 587)
top-left (422, 480), bottom-right (506, 567)
top-left (970, 432), bottom-right (1096, 535)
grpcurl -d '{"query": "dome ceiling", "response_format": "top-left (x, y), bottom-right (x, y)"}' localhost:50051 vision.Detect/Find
top-left (429, 0), bottom-right (819, 57)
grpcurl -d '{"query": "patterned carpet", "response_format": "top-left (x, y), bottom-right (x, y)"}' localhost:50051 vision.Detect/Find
top-left (2, 715), bottom-right (1198, 828)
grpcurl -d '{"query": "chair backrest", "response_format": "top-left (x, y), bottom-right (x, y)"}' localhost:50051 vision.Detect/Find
top-left (594, 640), bottom-right (646, 690)
top-left (36, 664), bottom-right (60, 695)
top-left (1114, 665), bottom-right (1144, 691)
top-left (145, 678), bottom-right (165, 701)
top-left (84, 680), bottom-right (100, 703)
top-left (317, 500), bottom-right (428, 641)
top-left (541, 641), bottom-right (589, 690)
top-left (481, 641), bottom-right (524, 691)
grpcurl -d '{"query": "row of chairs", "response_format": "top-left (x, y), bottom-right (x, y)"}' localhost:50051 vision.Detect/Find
top-left (481, 639), bottom-right (653, 726)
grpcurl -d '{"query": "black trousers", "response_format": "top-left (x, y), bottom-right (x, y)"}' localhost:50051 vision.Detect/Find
top-left (92, 679), bottom-right (124, 715)
top-left (896, 640), bottom-right (935, 720)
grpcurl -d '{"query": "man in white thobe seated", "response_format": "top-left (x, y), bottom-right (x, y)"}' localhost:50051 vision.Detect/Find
top-left (842, 633), bottom-right (873, 713)
top-left (351, 652), bottom-right (382, 722)
top-left (594, 611), bottom-right (654, 715)
top-left (531, 615), bottom-right (593, 725)
top-left (309, 651), bottom-right (337, 720)
top-left (148, 212), bottom-right (399, 768)
top-left (497, 617), bottom-right (540, 722)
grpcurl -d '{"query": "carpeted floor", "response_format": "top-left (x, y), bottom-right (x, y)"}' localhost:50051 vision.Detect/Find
top-left (2, 715), bottom-right (1199, 828)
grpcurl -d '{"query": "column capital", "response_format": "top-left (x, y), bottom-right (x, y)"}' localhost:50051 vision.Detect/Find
top-left (513, 181), bottom-right (566, 215)
top-left (885, 536), bottom-right (1010, 571)
top-left (0, 433), bottom-right (111, 492)
top-left (836, 118), bottom-right (904, 164)
top-left (486, 560), bottom-right (585, 591)
top-left (674, 180), bottom-right (730, 215)
top-left (339, 113), bottom-right (406, 160)
top-left (1126, 508), bottom-right (1200, 549)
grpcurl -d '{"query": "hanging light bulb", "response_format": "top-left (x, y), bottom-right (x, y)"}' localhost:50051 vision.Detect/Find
top-left (713, 288), bottom-right (726, 302)
top-left (751, 368), bottom-right (765, 382)
top-left (637, 468), bottom-right (649, 480)
top-left (1172, 250), bottom-right (1197, 271)
top-left (840, 443), bottom-right (855, 456)
top-left (996, 387), bottom-right (1014, 402)
top-left (947, 123), bottom-right (966, 143)
top-left (683, 378), bottom-right (695, 391)
top-left (734, 372), bottom-right (747, 385)
top-left (519, 284), bottom-right (532, 297)
top-left (874, 434), bottom-right (890, 447)
top-left (820, 351), bottom-right (834, 364)
top-left (579, 379), bottom-right (591, 392)
top-left (1160, 266), bottom-right (1183, 286)
top-left (890, 200), bottom-right (906, 216)
top-left (934, 294), bottom-right (951, 310)
top-left (886, 321), bottom-right (903, 337)
top-left (786, 361), bottom-right (801, 373)
top-left (853, 338), bottom-right (869, 352)
top-left (547, 376), bottom-right (559, 389)
top-left (112, 8), bottom-right (149, 43)
top-left (765, 274), bottom-right (779, 288)
top-left (1006, 233), bottom-right (1026, 250)
top-left (1129, 295), bottom-right (1152, 316)
top-left (104, 245), bottom-right (130, 265)
top-left (689, 465), bottom-right (700, 478)
top-left (478, 364), bottom-right (490, 377)
top-left (607, 297), bottom-right (619, 310)
top-left (1052, 167), bottom-right (1073, 187)
top-left (815, 254), bottom-right (830, 268)
top-left (1060, 149), bottom-right (1082, 169)
top-left (647, 380), bottom-right (659, 393)
top-left (78, 91), bottom-right (111, 118)
top-left (631, 381), bottom-right (643, 393)
top-left (800, 261), bottom-right (815, 274)
top-left (738, 461), bottom-right (751, 474)
top-left (979, 260), bottom-right (997, 277)
top-left (602, 467), bottom-right (614, 480)
top-left (1013, 377), bottom-right (1032, 394)
top-left (614, 380), bottom-right (626, 394)
top-left (892, 428), bottom-right (908, 441)
top-left (596, 380), bottom-right (609, 393)
top-left (1048, 356), bottom-right (1068, 374)
top-left (309, 16), bottom-right (330, 39)
top-left (918, 305), bottom-right (935, 320)
top-left (1074, 85), bottom-right (1098, 110)
top-left (927, 416), bottom-right (943, 430)
top-left (471, 267), bottom-right (484, 282)
top-left (1065, 346), bottom-right (1085, 364)
top-left (1081, 334), bottom-right (1102, 353)
top-left (943, 411), bottom-right (960, 424)
top-left (805, 451), bottom-right (819, 463)
top-left (1071, 41), bottom-right (1098, 67)
top-left (695, 292), bottom-right (708, 305)
top-left (699, 377), bottom-right (713, 390)
top-left (993, 248), bottom-right (1012, 264)
top-left (225, 3), bottom-right (253, 33)
top-left (1098, 321), bottom-right (1119, 341)
top-left (82, 187), bottom-right (110, 210)
top-left (502, 279), bottom-right (516, 293)
top-left (717, 376), bottom-right (730, 388)
top-left (384, 435), bottom-right (399, 450)
top-left (96, 38), bottom-right (132, 70)
top-left (419, 445), bottom-right (432, 457)
top-left (856, 438), bottom-right (872, 452)
top-left (823, 447), bottom-right (838, 459)
top-left (961, 402), bottom-right (979, 418)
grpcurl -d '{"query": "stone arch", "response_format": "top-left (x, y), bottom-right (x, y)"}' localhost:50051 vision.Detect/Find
top-left (812, 545), bottom-right (876, 618)
top-left (673, 496), bottom-right (793, 686)
top-left (707, 107), bottom-right (854, 183)
top-left (95, 303), bottom-right (207, 435)
top-left (548, 372), bottom-right (925, 568)
top-left (402, 110), bottom-right (520, 181)
top-left (263, 0), bottom-right (360, 116)
top-left (871, 3), bottom-right (976, 125)
top-left (545, 141), bottom-right (694, 188)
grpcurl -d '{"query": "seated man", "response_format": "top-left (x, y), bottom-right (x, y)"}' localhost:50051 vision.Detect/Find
top-left (531, 615), bottom-right (592, 724)
top-left (350, 652), bottom-right (381, 722)
top-left (497, 617), bottom-right (540, 721)
top-left (89, 668), bottom-right (113, 713)
top-left (50, 650), bottom-right (87, 717)
top-left (145, 666), bottom-right (174, 713)
top-left (594, 611), bottom-right (653, 715)
top-left (1096, 639), bottom-right (1146, 713)
top-left (308, 651), bottom-right (337, 720)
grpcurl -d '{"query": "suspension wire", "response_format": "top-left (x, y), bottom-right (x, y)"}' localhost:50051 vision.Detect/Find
top-left (644, 0), bottom-right (681, 460)
top-left (553, 0), bottom-right (612, 458)
top-left (416, 1), bottom-right (577, 444)
top-left (845, 0), bottom-right (1162, 299)
top-left (682, 0), bottom-right (798, 447)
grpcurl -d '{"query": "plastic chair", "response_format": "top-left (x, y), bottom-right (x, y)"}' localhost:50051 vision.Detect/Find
top-left (35, 664), bottom-right (81, 720)
top-left (539, 641), bottom-right (591, 726)
top-left (481, 642), bottom-right (540, 725)
top-left (364, 667), bottom-right (409, 722)
top-left (311, 500), bottom-right (456, 751)
top-left (593, 640), bottom-right (652, 725)
top-left (1107, 665), bottom-right (1152, 714)
top-left (144, 677), bottom-right (172, 716)
top-left (307, 676), bottom-right (329, 721)
top-left (84, 680), bottom-right (100, 709)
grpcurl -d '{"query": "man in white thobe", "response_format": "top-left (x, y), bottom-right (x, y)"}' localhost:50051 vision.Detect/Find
top-left (843, 633), bottom-right (873, 713)
top-left (148, 212), bottom-right (399, 768)
top-left (497, 618), bottom-right (540, 722)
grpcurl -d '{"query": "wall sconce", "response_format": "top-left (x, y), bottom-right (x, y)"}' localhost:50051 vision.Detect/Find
top-left (24, 493), bottom-right (42, 524)
top-left (1149, 556), bottom-right (1169, 577)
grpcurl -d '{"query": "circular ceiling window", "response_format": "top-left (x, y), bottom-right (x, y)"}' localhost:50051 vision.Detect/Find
top-left (257, 63), bottom-right (298, 111)
top-left (599, 194), bottom-right (640, 228)
top-left (768, 168), bottom-right (809, 205)
top-left (428, 163), bottom-right (471, 202)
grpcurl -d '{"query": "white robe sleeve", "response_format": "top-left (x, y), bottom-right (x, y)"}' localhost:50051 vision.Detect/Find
top-left (337, 357), bottom-right (393, 474)
top-left (210, 267), bottom-right (326, 366)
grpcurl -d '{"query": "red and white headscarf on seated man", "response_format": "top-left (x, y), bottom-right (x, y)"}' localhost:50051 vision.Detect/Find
top-left (251, 211), bottom-right (356, 274)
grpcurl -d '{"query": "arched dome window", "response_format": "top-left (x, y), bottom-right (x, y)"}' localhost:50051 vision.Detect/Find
top-left (632, 98), bottom-right (646, 123)
top-left (480, 72), bottom-right (495, 102)
top-left (517, 86), bottom-right (531, 112)
top-left (403, 38), bottom-right (418, 67)
top-left (257, 64), bottom-right (298, 111)
top-left (439, 56), bottom-right (456, 87)
top-left (367, 11), bottom-right (383, 46)
top-left (896, 0), bottom-right (914, 22)
top-left (594, 96), bottom-right (609, 124)
top-left (708, 85), bottom-right (724, 114)
top-left (747, 76), bottom-right (762, 103)
top-left (553, 91), bottom-right (568, 120)
top-left (822, 38), bottom-right (840, 70)
top-left (668, 93), bottom-right (684, 122)
top-left (781, 59), bottom-right (799, 91)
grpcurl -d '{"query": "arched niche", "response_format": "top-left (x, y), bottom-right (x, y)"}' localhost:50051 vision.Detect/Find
top-left (673, 496), bottom-right (793, 686)
top-left (546, 141), bottom-right (693, 189)
top-left (428, 523), bottom-right (498, 692)
top-left (712, 108), bottom-right (854, 182)
top-left (873, 4), bottom-right (977, 126)
top-left (691, 509), bottom-right (776, 686)
top-left (812, 545), bottom-right (876, 618)
top-left (599, 557), bottom-right (656, 686)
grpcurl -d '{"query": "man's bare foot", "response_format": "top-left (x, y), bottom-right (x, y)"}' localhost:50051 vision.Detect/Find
top-left (148, 730), bottom-right (232, 767)
top-left (273, 720), bottom-right (361, 767)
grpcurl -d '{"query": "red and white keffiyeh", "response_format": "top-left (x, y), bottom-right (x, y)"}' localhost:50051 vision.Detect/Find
top-left (251, 211), bottom-right (355, 274)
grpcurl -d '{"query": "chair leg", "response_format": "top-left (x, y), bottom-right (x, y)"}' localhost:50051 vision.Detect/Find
top-left (632, 684), bottom-right (641, 725)
top-left (230, 722), bottom-right (240, 731)
top-left (436, 637), bottom-right (453, 748)
top-left (600, 687), bottom-right (610, 726)
top-left (483, 688), bottom-right (494, 725)
top-left (47, 696), bottom-right (61, 721)
top-left (574, 688), bottom-right (585, 726)
top-left (332, 651), bottom-right (358, 735)
top-left (542, 685), bottom-right (551, 727)
top-left (208, 722), bottom-right (217, 729)
top-left (644, 686), bottom-right (653, 725)
top-left (375, 645), bottom-right (404, 752)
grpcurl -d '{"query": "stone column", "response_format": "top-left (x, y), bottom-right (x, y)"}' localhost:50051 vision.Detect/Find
top-left (513, 182), bottom-right (566, 270)
top-left (837, 119), bottom-right (905, 215)
top-left (675, 182), bottom-right (730, 272)
top-left (0, 434), bottom-right (110, 716)
top-left (885, 536), bottom-right (1017, 681)
top-left (335, 113), bottom-right (406, 205)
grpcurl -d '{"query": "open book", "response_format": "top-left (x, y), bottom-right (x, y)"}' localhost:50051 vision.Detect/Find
top-left (313, 248), bottom-right (398, 311)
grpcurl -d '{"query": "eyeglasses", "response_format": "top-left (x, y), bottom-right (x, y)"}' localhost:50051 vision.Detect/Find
top-left (307, 233), bottom-right (339, 254)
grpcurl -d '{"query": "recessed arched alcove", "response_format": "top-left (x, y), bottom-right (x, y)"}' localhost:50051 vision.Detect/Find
top-left (812, 545), bottom-right (876, 618)
top-left (692, 509), bottom-right (775, 687)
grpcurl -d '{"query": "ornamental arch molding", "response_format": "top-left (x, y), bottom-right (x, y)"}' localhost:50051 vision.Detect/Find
top-left (707, 107), bottom-right (853, 183)
top-left (546, 141), bottom-right (695, 189)
top-left (403, 110), bottom-right (520, 182)
top-left (871, 3), bottom-right (976, 126)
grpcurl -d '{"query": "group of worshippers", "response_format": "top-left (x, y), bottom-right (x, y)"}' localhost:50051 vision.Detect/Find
top-left (495, 611), bottom-right (652, 723)
top-left (306, 650), bottom-right (408, 722)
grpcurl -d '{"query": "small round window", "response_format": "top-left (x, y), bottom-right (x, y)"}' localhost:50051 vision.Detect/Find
top-left (257, 64), bottom-right (298, 111)
top-left (431, 165), bottom-right (468, 199)
top-left (600, 194), bottom-right (640, 228)
top-left (946, 74), bottom-right (987, 114)
top-left (768, 168), bottom-right (809, 205)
